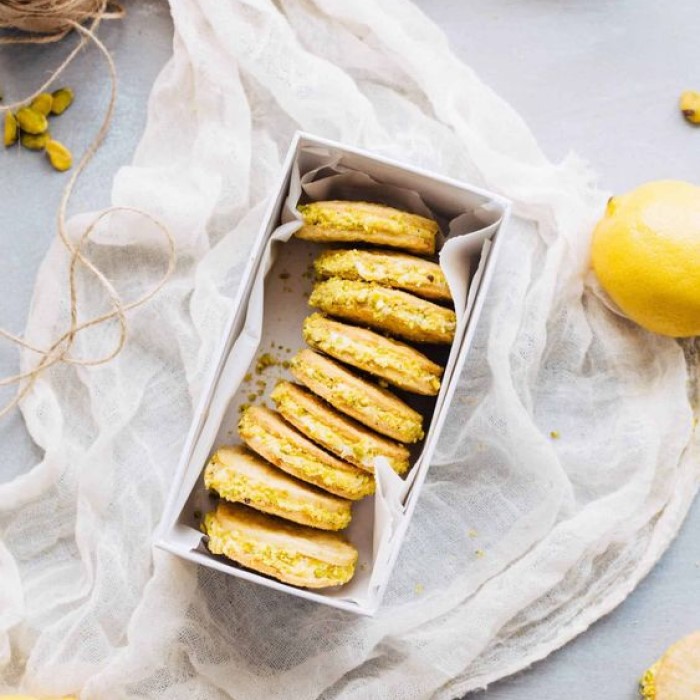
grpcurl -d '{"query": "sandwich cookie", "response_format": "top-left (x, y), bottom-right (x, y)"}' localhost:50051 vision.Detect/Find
top-left (204, 445), bottom-right (352, 530)
top-left (203, 502), bottom-right (358, 588)
top-left (303, 313), bottom-right (443, 396)
top-left (290, 349), bottom-right (424, 444)
top-left (271, 380), bottom-right (410, 475)
top-left (238, 405), bottom-right (374, 500)
top-left (309, 278), bottom-right (456, 344)
top-left (296, 200), bottom-right (438, 255)
top-left (314, 248), bottom-right (452, 302)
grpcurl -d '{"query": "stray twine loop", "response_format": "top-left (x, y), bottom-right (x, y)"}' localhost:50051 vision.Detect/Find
top-left (0, 1), bottom-right (176, 420)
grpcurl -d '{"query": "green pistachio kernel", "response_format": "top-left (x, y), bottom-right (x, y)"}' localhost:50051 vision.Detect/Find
top-left (45, 139), bottom-right (72, 171)
top-left (4, 112), bottom-right (18, 147)
top-left (16, 107), bottom-right (48, 135)
top-left (50, 87), bottom-right (74, 116)
top-left (30, 93), bottom-right (53, 116)
top-left (20, 131), bottom-right (50, 150)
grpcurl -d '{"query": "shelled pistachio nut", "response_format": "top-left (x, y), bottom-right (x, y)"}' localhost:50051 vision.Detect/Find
top-left (680, 90), bottom-right (700, 124)
top-left (30, 93), bottom-right (53, 116)
top-left (51, 87), bottom-right (74, 116)
top-left (45, 139), bottom-right (72, 171)
top-left (20, 131), bottom-right (50, 151)
top-left (16, 107), bottom-right (48, 135)
top-left (4, 112), bottom-right (18, 146)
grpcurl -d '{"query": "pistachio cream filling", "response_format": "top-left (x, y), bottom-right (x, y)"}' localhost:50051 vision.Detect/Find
top-left (309, 280), bottom-right (456, 338)
top-left (316, 250), bottom-right (448, 294)
top-left (303, 321), bottom-right (441, 393)
top-left (293, 361), bottom-right (424, 443)
top-left (239, 418), bottom-right (374, 497)
top-left (298, 203), bottom-right (433, 242)
top-left (205, 467), bottom-right (351, 529)
top-left (271, 384), bottom-right (408, 473)
top-left (204, 514), bottom-right (355, 584)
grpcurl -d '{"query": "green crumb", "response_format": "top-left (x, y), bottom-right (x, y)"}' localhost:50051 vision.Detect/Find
top-left (244, 373), bottom-right (252, 382)
top-left (255, 353), bottom-right (277, 374)
top-left (248, 393), bottom-right (257, 402)
top-left (475, 549), bottom-right (486, 559)
top-left (550, 430), bottom-right (560, 439)
top-left (282, 360), bottom-right (291, 369)
top-left (414, 583), bottom-right (424, 594)
top-left (467, 529), bottom-right (478, 539)
top-left (238, 403), bottom-right (251, 414)
top-left (302, 262), bottom-right (316, 280)
top-left (256, 380), bottom-right (266, 389)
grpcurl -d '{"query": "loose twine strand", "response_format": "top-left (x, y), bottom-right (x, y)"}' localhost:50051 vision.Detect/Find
top-left (0, 1), bottom-right (176, 420)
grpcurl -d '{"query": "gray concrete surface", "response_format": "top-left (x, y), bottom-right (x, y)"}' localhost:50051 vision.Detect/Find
top-left (1, 1), bottom-right (699, 698)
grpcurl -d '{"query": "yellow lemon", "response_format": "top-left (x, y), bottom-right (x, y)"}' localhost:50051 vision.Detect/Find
top-left (591, 180), bottom-right (700, 337)
top-left (639, 630), bottom-right (700, 698)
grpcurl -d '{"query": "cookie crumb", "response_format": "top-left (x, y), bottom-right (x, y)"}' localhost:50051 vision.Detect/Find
top-left (255, 353), bottom-right (277, 374)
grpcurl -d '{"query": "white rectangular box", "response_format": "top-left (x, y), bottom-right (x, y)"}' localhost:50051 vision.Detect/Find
top-left (156, 132), bottom-right (510, 615)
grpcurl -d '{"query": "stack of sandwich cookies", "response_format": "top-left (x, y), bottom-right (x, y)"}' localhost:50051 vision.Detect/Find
top-left (203, 502), bottom-right (358, 588)
top-left (201, 199), bottom-right (454, 592)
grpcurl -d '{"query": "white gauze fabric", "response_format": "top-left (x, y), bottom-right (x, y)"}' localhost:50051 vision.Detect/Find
top-left (1, 0), bottom-right (699, 698)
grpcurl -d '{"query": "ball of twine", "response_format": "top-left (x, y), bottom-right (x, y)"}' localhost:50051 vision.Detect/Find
top-left (0, 0), bottom-right (176, 420)
top-left (0, 0), bottom-right (122, 43)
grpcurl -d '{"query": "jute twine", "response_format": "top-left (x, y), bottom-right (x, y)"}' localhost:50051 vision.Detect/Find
top-left (0, 1), bottom-right (176, 420)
